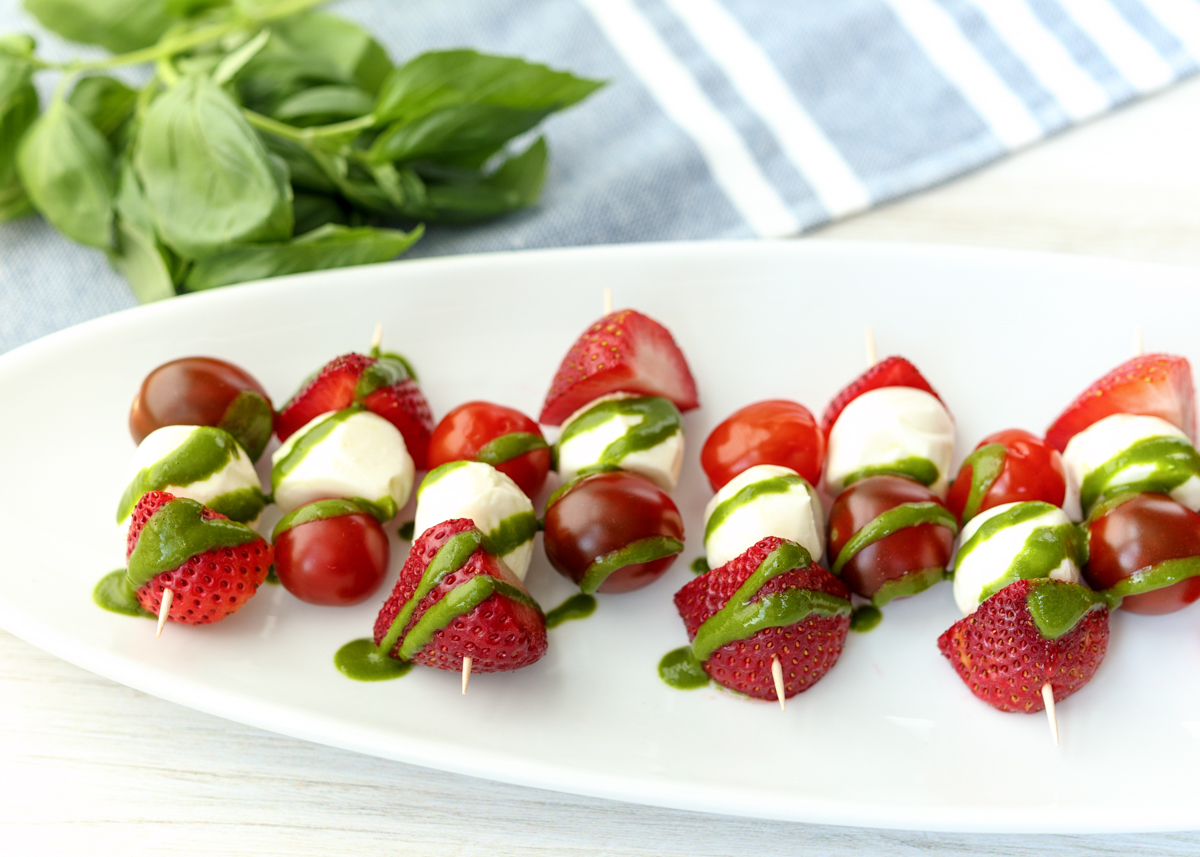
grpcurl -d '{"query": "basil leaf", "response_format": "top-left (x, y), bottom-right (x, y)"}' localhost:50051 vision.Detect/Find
top-left (68, 75), bottom-right (137, 140)
top-left (0, 179), bottom-right (31, 223)
top-left (369, 104), bottom-right (552, 165)
top-left (422, 137), bottom-right (547, 223)
top-left (211, 28), bottom-right (271, 87)
top-left (115, 216), bottom-right (176, 302)
top-left (292, 192), bottom-right (348, 235)
top-left (23, 0), bottom-right (176, 54)
top-left (375, 51), bottom-right (603, 124)
top-left (18, 98), bottom-right (115, 248)
top-left (271, 12), bottom-right (392, 95)
top-left (0, 50), bottom-right (38, 187)
top-left (184, 223), bottom-right (423, 291)
top-left (134, 75), bottom-right (292, 258)
top-left (264, 135), bottom-right (337, 194)
top-left (273, 85), bottom-right (374, 125)
top-left (0, 34), bottom-right (36, 59)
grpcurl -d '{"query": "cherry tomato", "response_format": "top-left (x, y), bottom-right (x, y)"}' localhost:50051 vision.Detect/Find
top-left (946, 429), bottom-right (1066, 524)
top-left (543, 471), bottom-right (684, 594)
top-left (827, 475), bottom-right (955, 603)
top-left (274, 511), bottom-right (390, 606)
top-left (701, 399), bottom-right (824, 492)
top-left (1084, 492), bottom-right (1200, 615)
top-left (427, 401), bottom-right (551, 497)
top-left (130, 357), bottom-right (274, 461)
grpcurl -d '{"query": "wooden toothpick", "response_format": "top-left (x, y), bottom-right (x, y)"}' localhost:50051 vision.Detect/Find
top-left (156, 589), bottom-right (173, 638)
top-left (865, 326), bottom-right (877, 367)
top-left (462, 656), bottom-right (473, 694)
top-left (603, 288), bottom-right (613, 316)
top-left (771, 655), bottom-right (786, 712)
top-left (1133, 325), bottom-right (1143, 357)
top-left (1042, 681), bottom-right (1059, 747)
top-left (370, 323), bottom-right (383, 353)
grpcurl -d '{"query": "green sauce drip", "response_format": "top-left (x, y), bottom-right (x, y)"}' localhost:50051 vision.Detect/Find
top-left (271, 406), bottom-right (364, 489)
top-left (957, 443), bottom-right (1007, 524)
top-left (690, 556), bottom-right (710, 574)
top-left (1025, 580), bottom-right (1108, 639)
top-left (476, 432), bottom-right (549, 466)
top-left (370, 349), bottom-right (419, 382)
top-left (658, 646), bottom-right (710, 689)
top-left (417, 460), bottom-right (470, 498)
top-left (842, 456), bottom-right (939, 489)
top-left (126, 498), bottom-right (259, 589)
top-left (1104, 556), bottom-right (1200, 600)
top-left (555, 396), bottom-right (682, 471)
top-left (578, 536), bottom-right (684, 594)
top-left (871, 566), bottom-right (947, 606)
top-left (398, 576), bottom-right (537, 661)
top-left (955, 502), bottom-right (1059, 569)
top-left (116, 426), bottom-right (243, 523)
top-left (355, 356), bottom-right (410, 399)
top-left (93, 569), bottom-right (153, 618)
top-left (273, 497), bottom-right (374, 539)
top-left (704, 474), bottom-right (806, 543)
top-left (265, 566), bottom-right (280, 585)
top-left (219, 389), bottom-right (274, 462)
top-left (482, 511), bottom-right (538, 558)
top-left (850, 604), bottom-right (882, 632)
top-left (397, 520), bottom-right (415, 541)
top-left (545, 593), bottom-right (597, 628)
top-left (690, 541), bottom-right (851, 662)
top-left (335, 638), bottom-right (414, 681)
top-left (831, 502), bottom-right (958, 575)
top-left (352, 496), bottom-right (398, 523)
top-left (976, 521), bottom-right (1086, 603)
top-left (1079, 436), bottom-right (1200, 515)
top-left (207, 486), bottom-right (267, 523)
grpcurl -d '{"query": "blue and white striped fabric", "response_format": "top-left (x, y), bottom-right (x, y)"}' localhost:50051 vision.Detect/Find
top-left (2, 0), bottom-right (1198, 353)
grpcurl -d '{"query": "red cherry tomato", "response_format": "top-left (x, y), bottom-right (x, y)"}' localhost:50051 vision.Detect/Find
top-left (827, 475), bottom-right (955, 603)
top-left (1084, 493), bottom-right (1200, 615)
top-left (701, 399), bottom-right (825, 492)
top-left (274, 512), bottom-right (390, 606)
top-left (130, 357), bottom-right (274, 461)
top-left (946, 429), bottom-right (1066, 524)
top-left (428, 401), bottom-right (551, 498)
top-left (543, 471), bottom-right (684, 594)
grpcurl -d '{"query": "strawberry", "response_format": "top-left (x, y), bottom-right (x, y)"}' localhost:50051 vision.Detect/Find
top-left (821, 356), bottom-right (941, 437)
top-left (673, 536), bottom-right (851, 700)
top-left (373, 518), bottom-right (547, 672)
top-left (539, 310), bottom-right (698, 426)
top-left (126, 491), bottom-right (272, 625)
top-left (276, 351), bottom-right (435, 467)
top-left (937, 578), bottom-right (1109, 713)
top-left (1045, 353), bottom-right (1195, 453)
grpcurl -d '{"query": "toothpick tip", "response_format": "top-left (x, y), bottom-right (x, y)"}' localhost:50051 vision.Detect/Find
top-left (603, 288), bottom-right (613, 316)
top-left (771, 655), bottom-right (786, 712)
top-left (370, 323), bottom-right (383, 352)
top-left (1042, 681), bottom-right (1059, 747)
top-left (1133, 325), bottom-right (1144, 357)
top-left (461, 656), bottom-right (473, 695)
top-left (156, 588), bottom-right (173, 638)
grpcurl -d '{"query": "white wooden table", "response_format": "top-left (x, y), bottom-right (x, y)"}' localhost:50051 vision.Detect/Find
top-left (4, 78), bottom-right (1200, 857)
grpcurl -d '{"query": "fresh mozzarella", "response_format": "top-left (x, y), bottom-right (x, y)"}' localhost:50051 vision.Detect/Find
top-left (952, 501), bottom-right (1081, 615)
top-left (119, 425), bottom-right (262, 529)
top-left (556, 393), bottom-right (684, 492)
top-left (703, 464), bottom-right (825, 570)
top-left (272, 409), bottom-right (413, 518)
top-left (415, 461), bottom-right (537, 580)
top-left (1063, 413), bottom-right (1200, 517)
top-left (824, 387), bottom-right (955, 497)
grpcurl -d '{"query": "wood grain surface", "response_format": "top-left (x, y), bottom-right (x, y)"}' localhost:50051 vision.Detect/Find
top-left (5, 77), bottom-right (1200, 857)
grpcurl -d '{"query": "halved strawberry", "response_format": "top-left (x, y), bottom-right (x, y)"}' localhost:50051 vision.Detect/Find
top-left (126, 491), bottom-right (272, 625)
top-left (373, 518), bottom-right (547, 673)
top-left (276, 352), bottom-right (434, 466)
top-left (1045, 353), bottom-right (1195, 452)
top-left (673, 536), bottom-right (851, 700)
top-left (821, 356), bottom-right (941, 437)
top-left (937, 578), bottom-right (1109, 713)
top-left (539, 310), bottom-right (698, 426)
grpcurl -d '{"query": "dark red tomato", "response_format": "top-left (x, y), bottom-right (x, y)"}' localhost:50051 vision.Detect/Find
top-left (274, 513), bottom-right (390, 606)
top-left (544, 471), bottom-right (684, 594)
top-left (946, 429), bottom-right (1066, 524)
top-left (827, 475), bottom-right (955, 603)
top-left (1084, 493), bottom-right (1200, 615)
top-left (701, 399), bottom-right (824, 492)
top-left (129, 357), bottom-right (274, 461)
top-left (428, 401), bottom-right (551, 498)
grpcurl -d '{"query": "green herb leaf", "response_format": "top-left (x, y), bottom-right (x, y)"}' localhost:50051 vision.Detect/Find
top-left (18, 98), bottom-right (115, 248)
top-left (0, 48), bottom-right (38, 189)
top-left (184, 223), bottom-right (423, 291)
top-left (212, 28), bottom-right (271, 87)
top-left (292, 191), bottom-right (348, 234)
top-left (273, 85), bottom-right (374, 125)
top-left (422, 136), bottom-right (548, 223)
top-left (0, 179), bottom-right (31, 223)
top-left (23, 0), bottom-right (176, 54)
top-left (134, 75), bottom-right (292, 258)
top-left (68, 75), bottom-right (137, 140)
top-left (370, 104), bottom-right (552, 165)
top-left (113, 160), bottom-right (176, 302)
top-left (271, 12), bottom-right (392, 95)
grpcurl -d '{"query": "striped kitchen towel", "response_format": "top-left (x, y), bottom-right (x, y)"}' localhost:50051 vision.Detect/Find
top-left (2, 0), bottom-right (1198, 352)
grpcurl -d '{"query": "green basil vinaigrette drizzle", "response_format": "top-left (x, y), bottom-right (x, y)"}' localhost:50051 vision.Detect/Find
top-left (335, 638), bottom-right (414, 681)
top-left (417, 460), bottom-right (470, 498)
top-left (871, 566), bottom-right (946, 607)
top-left (842, 456), bottom-right (939, 489)
top-left (831, 502), bottom-right (958, 575)
top-left (545, 593), bottom-right (597, 628)
top-left (704, 474), bottom-right (805, 542)
top-left (397, 576), bottom-right (538, 661)
top-left (1104, 556), bottom-right (1200, 600)
top-left (850, 604), bottom-right (882, 633)
top-left (976, 522), bottom-right (1085, 603)
top-left (116, 426), bottom-right (242, 522)
top-left (271, 405), bottom-right (364, 488)
top-left (1025, 580), bottom-right (1110, 639)
top-left (273, 497), bottom-right (374, 539)
top-left (690, 556), bottom-right (710, 574)
top-left (476, 432), bottom-right (549, 466)
top-left (355, 356), bottom-right (410, 399)
top-left (207, 486), bottom-right (267, 523)
top-left (1079, 436), bottom-right (1200, 515)
top-left (958, 443), bottom-right (1007, 523)
top-left (219, 389), bottom-right (274, 462)
top-left (481, 511), bottom-right (539, 558)
top-left (555, 396), bottom-right (682, 469)
top-left (93, 569), bottom-right (153, 618)
top-left (658, 647), bottom-right (710, 689)
top-left (578, 536), bottom-right (684, 594)
top-left (126, 498), bottom-right (260, 589)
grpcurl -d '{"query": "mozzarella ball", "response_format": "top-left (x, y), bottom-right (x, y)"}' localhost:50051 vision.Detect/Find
top-left (703, 464), bottom-right (825, 570)
top-left (556, 393), bottom-right (684, 492)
